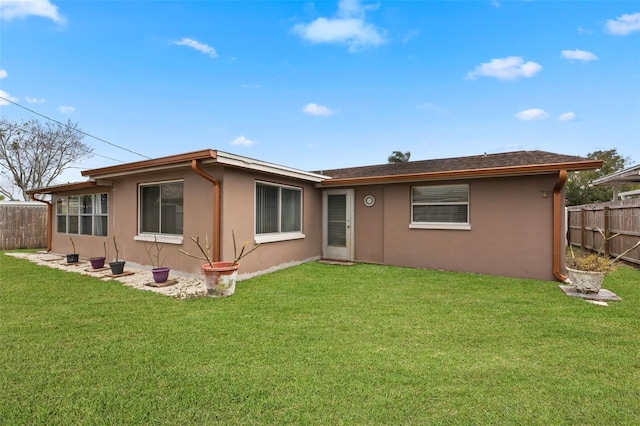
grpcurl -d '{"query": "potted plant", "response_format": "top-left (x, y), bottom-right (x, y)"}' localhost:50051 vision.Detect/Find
top-left (145, 235), bottom-right (170, 283)
top-left (109, 236), bottom-right (126, 275)
top-left (566, 228), bottom-right (640, 294)
top-left (66, 237), bottom-right (79, 264)
top-left (179, 231), bottom-right (260, 297)
top-left (89, 241), bottom-right (107, 269)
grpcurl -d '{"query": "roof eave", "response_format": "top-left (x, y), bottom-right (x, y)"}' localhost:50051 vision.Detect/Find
top-left (81, 149), bottom-right (218, 179)
top-left (26, 181), bottom-right (100, 195)
top-left (319, 160), bottom-right (603, 187)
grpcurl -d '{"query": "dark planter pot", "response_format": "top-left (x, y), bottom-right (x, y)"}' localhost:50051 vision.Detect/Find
top-left (152, 267), bottom-right (171, 283)
top-left (109, 261), bottom-right (126, 275)
top-left (66, 253), bottom-right (79, 264)
top-left (89, 256), bottom-right (106, 269)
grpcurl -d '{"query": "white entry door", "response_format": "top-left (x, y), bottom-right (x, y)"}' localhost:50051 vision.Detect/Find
top-left (323, 189), bottom-right (354, 261)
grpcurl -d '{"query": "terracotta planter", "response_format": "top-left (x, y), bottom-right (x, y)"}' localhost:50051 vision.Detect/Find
top-left (89, 256), bottom-right (106, 269)
top-left (109, 261), bottom-right (126, 275)
top-left (152, 267), bottom-right (171, 283)
top-left (66, 253), bottom-right (79, 264)
top-left (566, 266), bottom-right (606, 294)
top-left (202, 262), bottom-right (239, 297)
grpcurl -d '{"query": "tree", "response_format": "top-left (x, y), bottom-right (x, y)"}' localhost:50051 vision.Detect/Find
top-left (565, 148), bottom-right (632, 206)
top-left (388, 150), bottom-right (411, 163)
top-left (0, 117), bottom-right (92, 200)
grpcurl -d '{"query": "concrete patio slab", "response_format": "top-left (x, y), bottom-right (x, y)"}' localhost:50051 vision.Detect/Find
top-left (559, 285), bottom-right (621, 302)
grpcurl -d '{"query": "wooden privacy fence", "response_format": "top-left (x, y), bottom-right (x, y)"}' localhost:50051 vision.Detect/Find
top-left (567, 198), bottom-right (640, 266)
top-left (0, 202), bottom-right (48, 250)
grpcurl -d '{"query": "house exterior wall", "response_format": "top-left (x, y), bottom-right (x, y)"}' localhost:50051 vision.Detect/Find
top-left (52, 169), bottom-right (219, 274)
top-left (219, 167), bottom-right (323, 275)
top-left (354, 187), bottom-right (385, 263)
top-left (49, 165), bottom-right (323, 278)
top-left (48, 165), bottom-right (563, 281)
top-left (351, 174), bottom-right (560, 281)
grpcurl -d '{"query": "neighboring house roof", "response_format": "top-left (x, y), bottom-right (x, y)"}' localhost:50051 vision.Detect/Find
top-left (591, 163), bottom-right (640, 186)
top-left (317, 150), bottom-right (602, 186)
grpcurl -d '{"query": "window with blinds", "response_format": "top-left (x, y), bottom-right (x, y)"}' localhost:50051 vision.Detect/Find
top-left (255, 182), bottom-right (302, 236)
top-left (411, 184), bottom-right (470, 229)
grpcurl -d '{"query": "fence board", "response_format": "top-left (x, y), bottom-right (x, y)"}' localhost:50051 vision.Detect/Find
top-left (0, 202), bottom-right (48, 250)
top-left (567, 199), bottom-right (640, 265)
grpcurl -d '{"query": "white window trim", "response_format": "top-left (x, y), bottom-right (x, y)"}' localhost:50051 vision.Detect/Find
top-left (255, 232), bottom-right (305, 244)
top-left (409, 222), bottom-right (471, 231)
top-left (255, 180), bottom-right (304, 240)
top-left (134, 234), bottom-right (184, 245)
top-left (56, 193), bottom-right (108, 236)
top-left (138, 179), bottom-right (184, 237)
top-left (410, 184), bottom-right (471, 231)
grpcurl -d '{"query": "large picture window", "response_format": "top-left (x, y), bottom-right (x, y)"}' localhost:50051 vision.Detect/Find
top-left (255, 182), bottom-right (303, 242)
top-left (410, 184), bottom-right (470, 230)
top-left (56, 193), bottom-right (108, 236)
top-left (139, 181), bottom-right (184, 236)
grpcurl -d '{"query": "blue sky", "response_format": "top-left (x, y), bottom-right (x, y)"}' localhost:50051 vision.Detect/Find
top-left (1, 0), bottom-right (639, 184)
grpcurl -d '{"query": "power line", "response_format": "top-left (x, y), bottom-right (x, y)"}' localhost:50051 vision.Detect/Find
top-left (0, 95), bottom-right (152, 159)
top-left (1, 120), bottom-right (124, 163)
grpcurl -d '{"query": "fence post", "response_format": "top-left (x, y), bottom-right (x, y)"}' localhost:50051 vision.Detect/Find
top-left (580, 208), bottom-right (586, 250)
top-left (603, 206), bottom-right (610, 256)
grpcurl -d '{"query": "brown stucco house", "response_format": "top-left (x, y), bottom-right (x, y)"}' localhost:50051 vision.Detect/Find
top-left (27, 149), bottom-right (601, 282)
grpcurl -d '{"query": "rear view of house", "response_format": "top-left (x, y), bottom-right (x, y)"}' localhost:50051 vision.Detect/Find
top-left (28, 149), bottom-right (601, 282)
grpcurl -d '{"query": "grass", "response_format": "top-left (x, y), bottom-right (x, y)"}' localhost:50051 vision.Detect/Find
top-left (1, 251), bottom-right (639, 425)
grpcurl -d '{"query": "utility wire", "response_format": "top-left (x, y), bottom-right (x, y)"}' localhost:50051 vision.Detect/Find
top-left (0, 95), bottom-right (152, 159)
top-left (1, 120), bottom-right (123, 163)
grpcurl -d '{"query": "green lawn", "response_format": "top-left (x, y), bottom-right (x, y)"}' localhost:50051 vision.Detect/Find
top-left (1, 252), bottom-right (639, 425)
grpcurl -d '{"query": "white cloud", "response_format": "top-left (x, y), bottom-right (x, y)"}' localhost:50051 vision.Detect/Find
top-left (577, 26), bottom-right (593, 35)
top-left (514, 108), bottom-right (549, 121)
top-left (59, 106), bottom-right (75, 114)
top-left (561, 49), bottom-right (598, 61)
top-left (0, 69), bottom-right (7, 79)
top-left (25, 96), bottom-right (46, 104)
top-left (231, 135), bottom-right (255, 147)
top-left (466, 56), bottom-right (542, 80)
top-left (0, 0), bottom-right (64, 23)
top-left (0, 90), bottom-right (18, 105)
top-left (605, 12), bottom-right (640, 35)
top-left (302, 103), bottom-right (336, 117)
top-left (292, 0), bottom-right (386, 52)
top-left (558, 112), bottom-right (577, 122)
top-left (173, 38), bottom-right (218, 58)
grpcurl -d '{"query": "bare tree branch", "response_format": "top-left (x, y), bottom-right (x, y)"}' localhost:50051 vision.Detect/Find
top-left (0, 117), bottom-right (93, 200)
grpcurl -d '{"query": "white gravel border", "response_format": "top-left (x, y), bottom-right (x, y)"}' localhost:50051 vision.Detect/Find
top-left (6, 252), bottom-right (208, 299)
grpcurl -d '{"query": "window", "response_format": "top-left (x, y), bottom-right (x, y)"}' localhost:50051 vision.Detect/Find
top-left (410, 184), bottom-right (470, 230)
top-left (139, 181), bottom-right (184, 236)
top-left (255, 182), bottom-right (303, 242)
top-left (56, 193), bottom-right (108, 236)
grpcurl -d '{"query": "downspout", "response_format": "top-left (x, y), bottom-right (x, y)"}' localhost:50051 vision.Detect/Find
top-left (29, 194), bottom-right (53, 252)
top-left (553, 170), bottom-right (570, 283)
top-left (190, 159), bottom-right (221, 262)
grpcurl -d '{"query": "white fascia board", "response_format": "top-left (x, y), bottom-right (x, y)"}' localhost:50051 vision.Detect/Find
top-left (215, 151), bottom-right (329, 183)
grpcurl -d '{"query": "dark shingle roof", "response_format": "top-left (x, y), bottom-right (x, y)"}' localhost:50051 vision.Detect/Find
top-left (316, 150), bottom-right (596, 181)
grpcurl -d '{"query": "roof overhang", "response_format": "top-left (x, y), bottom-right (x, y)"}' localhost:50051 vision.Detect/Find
top-left (26, 181), bottom-right (102, 195)
top-left (318, 160), bottom-right (603, 187)
top-left (591, 163), bottom-right (640, 186)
